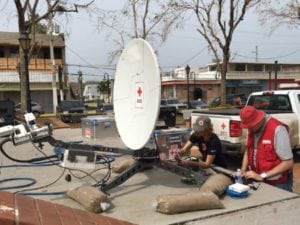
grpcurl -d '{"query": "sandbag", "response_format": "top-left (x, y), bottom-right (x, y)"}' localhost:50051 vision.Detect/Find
top-left (111, 155), bottom-right (136, 173)
top-left (156, 191), bottom-right (224, 214)
top-left (66, 184), bottom-right (110, 213)
top-left (199, 173), bottom-right (232, 196)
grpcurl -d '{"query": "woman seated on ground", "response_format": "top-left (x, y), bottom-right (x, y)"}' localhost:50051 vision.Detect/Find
top-left (176, 115), bottom-right (227, 169)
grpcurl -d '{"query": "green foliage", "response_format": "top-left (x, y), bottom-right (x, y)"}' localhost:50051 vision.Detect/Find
top-left (97, 80), bottom-right (109, 92)
top-left (34, 23), bottom-right (48, 34)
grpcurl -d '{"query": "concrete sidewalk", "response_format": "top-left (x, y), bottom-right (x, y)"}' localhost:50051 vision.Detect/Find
top-left (0, 127), bottom-right (299, 225)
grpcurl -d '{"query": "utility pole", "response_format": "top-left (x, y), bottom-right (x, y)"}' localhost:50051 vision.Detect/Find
top-left (252, 45), bottom-right (258, 62)
top-left (78, 71), bottom-right (83, 102)
top-left (48, 12), bottom-right (58, 113)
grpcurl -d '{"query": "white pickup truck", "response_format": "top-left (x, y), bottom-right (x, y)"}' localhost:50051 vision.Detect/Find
top-left (191, 90), bottom-right (300, 156)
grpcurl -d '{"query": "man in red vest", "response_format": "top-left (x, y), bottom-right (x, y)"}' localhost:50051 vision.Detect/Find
top-left (239, 106), bottom-right (294, 192)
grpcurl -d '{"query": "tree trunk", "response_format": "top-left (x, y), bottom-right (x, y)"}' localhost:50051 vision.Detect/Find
top-left (220, 52), bottom-right (229, 105)
top-left (19, 49), bottom-right (29, 113)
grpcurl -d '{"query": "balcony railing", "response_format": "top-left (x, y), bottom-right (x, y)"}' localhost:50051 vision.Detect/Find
top-left (161, 71), bottom-right (300, 82)
top-left (226, 71), bottom-right (300, 80)
top-left (0, 57), bottom-right (62, 70)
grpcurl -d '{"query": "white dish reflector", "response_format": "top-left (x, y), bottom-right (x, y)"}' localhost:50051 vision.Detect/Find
top-left (113, 38), bottom-right (161, 150)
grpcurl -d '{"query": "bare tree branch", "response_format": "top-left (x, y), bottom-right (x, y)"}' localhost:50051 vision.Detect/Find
top-left (91, 0), bottom-right (186, 63)
top-left (257, 0), bottom-right (300, 32)
top-left (178, 0), bottom-right (257, 105)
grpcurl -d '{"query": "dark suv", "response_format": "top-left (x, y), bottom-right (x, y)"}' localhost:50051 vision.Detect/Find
top-left (56, 100), bottom-right (86, 122)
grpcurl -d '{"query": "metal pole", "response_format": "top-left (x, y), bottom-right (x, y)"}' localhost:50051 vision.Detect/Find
top-left (268, 70), bottom-right (272, 90)
top-left (274, 60), bottom-right (278, 90)
top-left (104, 72), bottom-right (109, 103)
top-left (185, 65), bottom-right (190, 109)
top-left (192, 72), bottom-right (196, 100)
top-left (187, 74), bottom-right (190, 108)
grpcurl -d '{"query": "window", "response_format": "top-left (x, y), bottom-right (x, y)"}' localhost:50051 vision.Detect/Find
top-left (9, 47), bottom-right (19, 57)
top-left (253, 64), bottom-right (263, 71)
top-left (209, 65), bottom-right (217, 71)
top-left (0, 46), bottom-right (4, 57)
top-left (54, 48), bottom-right (62, 59)
top-left (248, 94), bottom-right (292, 112)
top-left (235, 64), bottom-right (246, 71)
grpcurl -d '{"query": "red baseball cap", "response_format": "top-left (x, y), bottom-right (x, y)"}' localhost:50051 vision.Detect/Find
top-left (239, 106), bottom-right (265, 128)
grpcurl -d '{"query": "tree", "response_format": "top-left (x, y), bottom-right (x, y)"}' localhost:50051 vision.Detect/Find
top-left (13, 0), bottom-right (94, 113)
top-left (92, 0), bottom-right (186, 63)
top-left (178, 0), bottom-right (258, 105)
top-left (257, 0), bottom-right (300, 31)
top-left (97, 80), bottom-right (109, 93)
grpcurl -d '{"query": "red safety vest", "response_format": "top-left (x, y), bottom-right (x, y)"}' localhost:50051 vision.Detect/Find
top-left (247, 117), bottom-right (288, 185)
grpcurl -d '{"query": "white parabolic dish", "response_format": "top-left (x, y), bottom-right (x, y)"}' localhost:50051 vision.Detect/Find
top-left (113, 38), bottom-right (161, 150)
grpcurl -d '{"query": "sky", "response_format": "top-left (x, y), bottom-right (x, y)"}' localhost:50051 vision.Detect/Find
top-left (1, 1), bottom-right (300, 82)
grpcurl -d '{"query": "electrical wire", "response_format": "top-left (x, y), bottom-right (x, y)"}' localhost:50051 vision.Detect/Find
top-left (0, 138), bottom-right (59, 163)
top-left (0, 137), bottom-right (115, 194)
top-left (235, 49), bottom-right (300, 60)
top-left (0, 177), bottom-right (36, 190)
top-left (13, 168), bottom-right (67, 195)
top-left (35, 143), bottom-right (114, 187)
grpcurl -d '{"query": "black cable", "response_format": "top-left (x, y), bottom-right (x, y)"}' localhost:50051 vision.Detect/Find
top-left (92, 155), bottom-right (112, 187)
top-left (0, 178), bottom-right (37, 190)
top-left (14, 168), bottom-right (67, 194)
top-left (0, 138), bottom-right (58, 163)
top-left (34, 143), bottom-right (110, 185)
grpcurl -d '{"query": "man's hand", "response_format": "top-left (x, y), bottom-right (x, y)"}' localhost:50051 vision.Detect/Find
top-left (244, 170), bottom-right (263, 181)
top-left (174, 153), bottom-right (181, 162)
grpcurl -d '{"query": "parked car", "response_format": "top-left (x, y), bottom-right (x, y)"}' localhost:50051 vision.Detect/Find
top-left (209, 93), bottom-right (247, 107)
top-left (15, 101), bottom-right (45, 117)
top-left (160, 98), bottom-right (187, 112)
top-left (184, 100), bottom-right (208, 109)
top-left (96, 103), bottom-right (114, 115)
top-left (56, 100), bottom-right (86, 122)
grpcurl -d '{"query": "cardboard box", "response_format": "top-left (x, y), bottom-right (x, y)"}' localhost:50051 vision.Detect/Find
top-left (154, 128), bottom-right (192, 161)
top-left (81, 115), bottom-right (117, 139)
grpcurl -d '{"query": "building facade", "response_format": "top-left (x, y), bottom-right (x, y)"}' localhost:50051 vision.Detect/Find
top-left (161, 61), bottom-right (300, 104)
top-left (0, 31), bottom-right (67, 113)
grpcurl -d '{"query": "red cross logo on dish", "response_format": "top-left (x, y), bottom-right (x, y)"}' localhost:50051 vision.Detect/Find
top-left (137, 87), bottom-right (142, 96)
top-left (221, 123), bottom-right (226, 130)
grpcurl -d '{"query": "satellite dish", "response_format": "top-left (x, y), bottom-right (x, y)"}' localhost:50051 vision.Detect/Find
top-left (113, 38), bottom-right (161, 150)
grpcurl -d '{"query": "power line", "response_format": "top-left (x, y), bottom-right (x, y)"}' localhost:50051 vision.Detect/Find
top-left (181, 46), bottom-right (208, 66)
top-left (235, 49), bottom-right (300, 60)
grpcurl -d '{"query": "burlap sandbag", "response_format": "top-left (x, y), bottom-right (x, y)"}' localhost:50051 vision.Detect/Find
top-left (199, 173), bottom-right (232, 196)
top-left (66, 184), bottom-right (109, 213)
top-left (156, 191), bottom-right (224, 214)
top-left (111, 155), bottom-right (136, 173)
